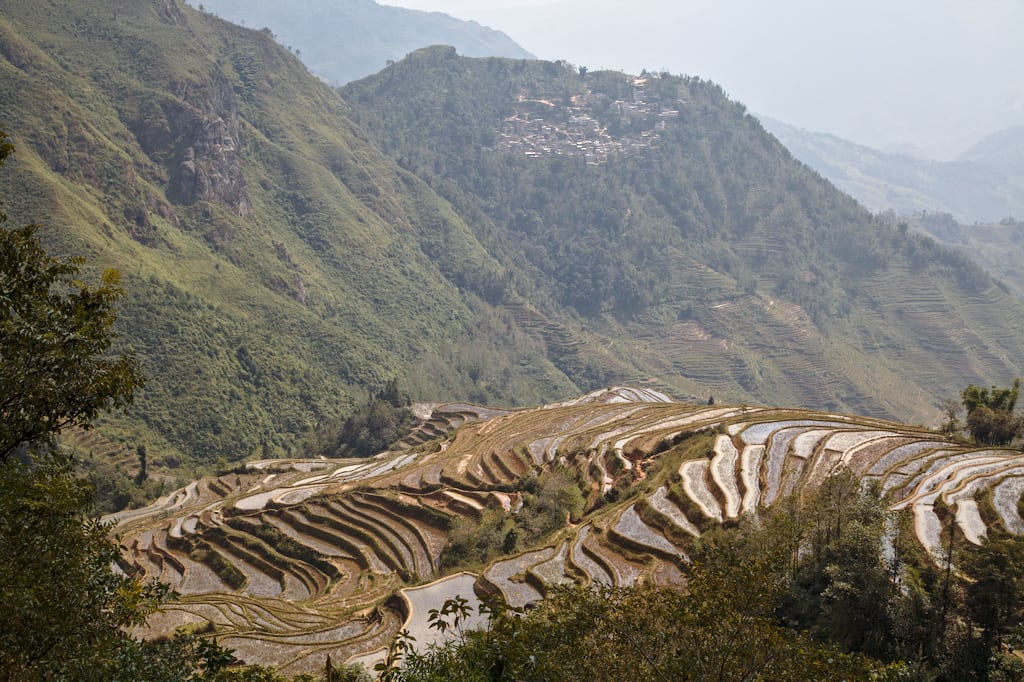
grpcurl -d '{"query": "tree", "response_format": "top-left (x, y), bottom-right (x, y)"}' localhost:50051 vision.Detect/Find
top-left (1, 134), bottom-right (142, 460)
top-left (0, 455), bottom-right (157, 678)
top-left (961, 535), bottom-right (1024, 650)
top-left (960, 380), bottom-right (1022, 445)
top-left (391, 568), bottom-right (889, 681)
top-left (317, 379), bottom-right (414, 458)
top-left (137, 443), bottom-right (149, 483)
top-left (939, 396), bottom-right (961, 434)
top-left (0, 125), bottom-right (232, 680)
top-left (961, 380), bottom-right (1019, 415)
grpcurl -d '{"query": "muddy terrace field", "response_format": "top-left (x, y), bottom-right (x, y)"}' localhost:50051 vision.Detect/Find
top-left (108, 387), bottom-right (1024, 674)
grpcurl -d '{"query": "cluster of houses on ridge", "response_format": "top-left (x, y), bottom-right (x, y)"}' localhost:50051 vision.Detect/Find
top-left (496, 75), bottom-right (684, 165)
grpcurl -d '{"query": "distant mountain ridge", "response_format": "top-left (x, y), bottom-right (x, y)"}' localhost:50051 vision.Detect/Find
top-left (189, 0), bottom-right (534, 84)
top-left (761, 117), bottom-right (1024, 223)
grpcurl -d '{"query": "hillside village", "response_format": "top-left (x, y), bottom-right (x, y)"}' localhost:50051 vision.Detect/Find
top-left (497, 75), bottom-right (683, 164)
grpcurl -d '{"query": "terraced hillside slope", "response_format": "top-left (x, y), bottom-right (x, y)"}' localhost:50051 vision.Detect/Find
top-left (342, 47), bottom-right (1024, 426)
top-left (110, 388), bottom-right (1024, 674)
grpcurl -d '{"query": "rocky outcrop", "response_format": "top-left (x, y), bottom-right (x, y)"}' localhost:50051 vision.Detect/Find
top-left (168, 75), bottom-right (251, 217)
top-left (153, 0), bottom-right (188, 27)
top-left (176, 117), bottom-right (250, 216)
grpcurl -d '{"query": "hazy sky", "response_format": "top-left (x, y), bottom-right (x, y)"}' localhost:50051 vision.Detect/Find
top-left (380, 0), bottom-right (1024, 159)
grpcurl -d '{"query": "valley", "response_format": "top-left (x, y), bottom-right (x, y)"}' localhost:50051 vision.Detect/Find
top-left (2, 1), bottom-right (1024, 677)
top-left (1, 0), bottom-right (1023, 487)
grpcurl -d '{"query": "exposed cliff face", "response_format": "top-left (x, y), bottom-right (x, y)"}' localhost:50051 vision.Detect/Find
top-left (166, 74), bottom-right (250, 216)
top-left (176, 114), bottom-right (249, 215)
top-left (153, 0), bottom-right (188, 26)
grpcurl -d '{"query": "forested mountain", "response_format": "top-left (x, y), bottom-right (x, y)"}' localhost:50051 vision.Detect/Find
top-left (188, 0), bottom-right (533, 85)
top-left (762, 117), bottom-right (1024, 223)
top-left (342, 47), bottom-right (1024, 426)
top-left (2, 0), bottom-right (1024, 493)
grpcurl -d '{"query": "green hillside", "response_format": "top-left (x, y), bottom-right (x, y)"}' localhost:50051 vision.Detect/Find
top-left (3, 1), bottom-right (1024, 496)
top-left (341, 47), bottom-right (1024, 426)
top-left (0, 0), bottom-right (573, 482)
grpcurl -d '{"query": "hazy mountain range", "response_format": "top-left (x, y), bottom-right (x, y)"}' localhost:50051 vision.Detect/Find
top-left (189, 0), bottom-right (533, 84)
top-left (762, 118), bottom-right (1024, 224)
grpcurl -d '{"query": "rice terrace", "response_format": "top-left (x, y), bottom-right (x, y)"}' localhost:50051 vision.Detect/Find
top-left (108, 387), bottom-right (1024, 674)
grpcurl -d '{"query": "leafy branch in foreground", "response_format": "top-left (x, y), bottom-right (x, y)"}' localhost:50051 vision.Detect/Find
top-left (0, 124), bottom-right (235, 681)
top-left (0, 202), bottom-right (142, 461)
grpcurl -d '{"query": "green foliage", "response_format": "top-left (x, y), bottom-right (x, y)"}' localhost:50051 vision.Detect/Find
top-left (961, 379), bottom-right (1022, 445)
top-left (0, 138), bottom-right (242, 678)
top-left (961, 534), bottom-right (1024, 649)
top-left (0, 145), bottom-right (142, 461)
top-left (391, 577), bottom-right (889, 681)
top-left (773, 471), bottom-right (907, 658)
top-left (0, 455), bottom-right (154, 678)
top-left (82, 452), bottom-right (168, 514)
top-left (104, 633), bottom-right (238, 682)
top-left (440, 470), bottom-right (586, 570)
top-left (440, 507), bottom-right (514, 572)
top-left (516, 469), bottom-right (586, 539)
top-left (962, 380), bottom-right (1020, 415)
top-left (202, 660), bottom-right (371, 682)
top-left (314, 380), bottom-right (415, 458)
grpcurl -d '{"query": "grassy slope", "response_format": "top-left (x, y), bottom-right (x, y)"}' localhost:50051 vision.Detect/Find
top-left (0, 0), bottom-right (575, 477)
top-left (342, 48), bottom-right (1024, 425)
